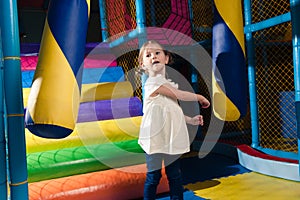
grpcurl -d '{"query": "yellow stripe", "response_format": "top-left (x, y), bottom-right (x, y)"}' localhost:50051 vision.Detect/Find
top-left (7, 113), bottom-right (24, 117)
top-left (23, 81), bottom-right (134, 107)
top-left (212, 75), bottom-right (240, 121)
top-left (27, 19), bottom-right (80, 129)
top-left (80, 82), bottom-right (133, 102)
top-left (214, 0), bottom-right (245, 55)
top-left (26, 116), bottom-right (142, 153)
top-left (4, 56), bottom-right (20, 60)
top-left (86, 0), bottom-right (91, 17)
top-left (10, 180), bottom-right (28, 186)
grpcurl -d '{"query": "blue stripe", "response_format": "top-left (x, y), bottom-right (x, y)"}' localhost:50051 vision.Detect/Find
top-left (82, 67), bottom-right (125, 84)
top-left (22, 67), bottom-right (125, 88)
top-left (213, 8), bottom-right (247, 117)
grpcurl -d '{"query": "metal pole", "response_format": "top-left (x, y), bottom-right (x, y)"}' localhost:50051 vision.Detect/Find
top-left (135, 0), bottom-right (147, 99)
top-left (135, 0), bottom-right (147, 45)
top-left (244, 13), bottom-right (290, 33)
top-left (99, 0), bottom-right (108, 41)
top-left (244, 0), bottom-right (260, 148)
top-left (290, 0), bottom-right (300, 167)
top-left (0, 0), bottom-right (28, 199)
top-left (0, 29), bottom-right (8, 200)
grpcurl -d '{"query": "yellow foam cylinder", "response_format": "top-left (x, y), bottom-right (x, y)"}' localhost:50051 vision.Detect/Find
top-left (26, 116), bottom-right (141, 153)
top-left (212, 0), bottom-right (247, 121)
top-left (23, 81), bottom-right (133, 107)
top-left (25, 0), bottom-right (90, 138)
top-left (80, 81), bottom-right (134, 102)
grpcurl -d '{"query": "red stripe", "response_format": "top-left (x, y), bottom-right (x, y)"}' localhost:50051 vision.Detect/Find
top-left (163, 13), bottom-right (177, 28)
top-left (237, 144), bottom-right (298, 164)
top-left (21, 56), bottom-right (117, 70)
top-left (21, 56), bottom-right (39, 71)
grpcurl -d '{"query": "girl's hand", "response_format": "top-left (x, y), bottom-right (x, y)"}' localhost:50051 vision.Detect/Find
top-left (187, 115), bottom-right (204, 126)
top-left (200, 97), bottom-right (210, 108)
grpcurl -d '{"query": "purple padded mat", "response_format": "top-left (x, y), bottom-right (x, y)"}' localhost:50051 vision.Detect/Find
top-left (77, 97), bottom-right (143, 122)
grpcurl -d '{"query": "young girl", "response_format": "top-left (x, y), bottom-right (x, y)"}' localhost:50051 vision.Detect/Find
top-left (137, 40), bottom-right (210, 200)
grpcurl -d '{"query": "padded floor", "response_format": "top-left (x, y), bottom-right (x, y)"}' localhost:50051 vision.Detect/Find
top-left (156, 152), bottom-right (300, 200)
top-left (184, 172), bottom-right (300, 200)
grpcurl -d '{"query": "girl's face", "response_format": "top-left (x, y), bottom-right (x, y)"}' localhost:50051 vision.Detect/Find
top-left (142, 43), bottom-right (169, 76)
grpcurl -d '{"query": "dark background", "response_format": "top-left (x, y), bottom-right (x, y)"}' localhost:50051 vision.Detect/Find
top-left (18, 0), bottom-right (101, 43)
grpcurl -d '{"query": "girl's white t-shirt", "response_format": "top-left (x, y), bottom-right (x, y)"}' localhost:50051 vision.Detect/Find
top-left (138, 74), bottom-right (190, 155)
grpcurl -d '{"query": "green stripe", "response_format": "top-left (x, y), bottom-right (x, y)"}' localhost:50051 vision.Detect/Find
top-left (27, 139), bottom-right (144, 182)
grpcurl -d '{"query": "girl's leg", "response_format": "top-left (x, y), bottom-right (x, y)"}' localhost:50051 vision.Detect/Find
top-left (164, 155), bottom-right (184, 200)
top-left (144, 153), bottom-right (163, 200)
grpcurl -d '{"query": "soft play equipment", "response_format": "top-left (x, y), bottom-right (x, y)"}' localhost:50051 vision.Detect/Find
top-left (21, 66), bottom-right (125, 88)
top-left (24, 61), bottom-right (145, 193)
top-left (25, 116), bottom-right (142, 153)
top-left (21, 35), bottom-right (145, 186)
top-left (27, 139), bottom-right (144, 182)
top-left (212, 0), bottom-right (247, 121)
top-left (22, 81), bottom-right (134, 107)
top-left (28, 164), bottom-right (169, 200)
top-left (20, 53), bottom-right (117, 70)
top-left (2, 0), bottom-right (300, 199)
top-left (79, 81), bottom-right (134, 102)
top-left (25, 0), bottom-right (90, 138)
top-left (77, 97), bottom-right (142, 122)
top-left (24, 96), bottom-right (142, 123)
top-left (21, 56), bottom-right (38, 71)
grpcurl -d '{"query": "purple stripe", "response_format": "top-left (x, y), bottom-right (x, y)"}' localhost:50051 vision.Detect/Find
top-left (77, 97), bottom-right (143, 122)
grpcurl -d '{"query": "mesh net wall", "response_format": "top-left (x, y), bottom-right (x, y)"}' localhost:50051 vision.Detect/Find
top-left (252, 0), bottom-right (297, 153)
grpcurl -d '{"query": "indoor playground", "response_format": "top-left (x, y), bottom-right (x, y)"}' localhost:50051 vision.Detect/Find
top-left (1, 0), bottom-right (300, 199)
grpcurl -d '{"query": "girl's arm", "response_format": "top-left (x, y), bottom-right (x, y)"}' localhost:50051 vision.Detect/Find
top-left (151, 83), bottom-right (210, 108)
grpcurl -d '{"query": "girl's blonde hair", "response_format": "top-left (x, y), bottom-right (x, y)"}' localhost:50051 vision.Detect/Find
top-left (136, 40), bottom-right (173, 75)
